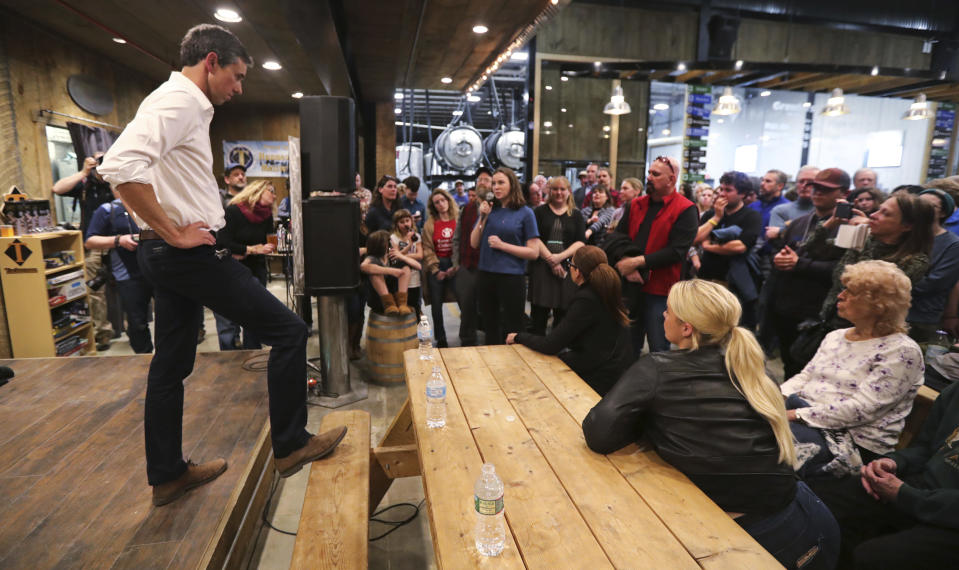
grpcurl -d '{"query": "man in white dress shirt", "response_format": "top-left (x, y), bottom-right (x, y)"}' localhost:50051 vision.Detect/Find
top-left (99, 24), bottom-right (346, 507)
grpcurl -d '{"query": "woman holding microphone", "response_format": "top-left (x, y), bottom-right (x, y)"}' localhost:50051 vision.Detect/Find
top-left (470, 167), bottom-right (540, 344)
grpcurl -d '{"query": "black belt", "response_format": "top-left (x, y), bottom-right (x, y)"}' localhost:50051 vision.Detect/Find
top-left (138, 229), bottom-right (216, 241)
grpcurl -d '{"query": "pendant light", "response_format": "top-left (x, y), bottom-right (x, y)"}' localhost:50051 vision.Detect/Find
top-left (902, 93), bottom-right (934, 120)
top-left (821, 88), bottom-right (849, 117)
top-left (712, 87), bottom-right (741, 116)
top-left (603, 85), bottom-right (631, 115)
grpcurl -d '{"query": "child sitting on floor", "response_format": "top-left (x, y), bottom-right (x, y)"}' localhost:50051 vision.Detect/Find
top-left (360, 230), bottom-right (414, 315)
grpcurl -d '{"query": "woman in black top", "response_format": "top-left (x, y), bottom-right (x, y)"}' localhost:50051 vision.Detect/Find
top-left (508, 246), bottom-right (631, 396)
top-left (528, 176), bottom-right (585, 335)
top-left (218, 180), bottom-right (277, 349)
top-left (582, 280), bottom-right (839, 570)
top-left (365, 175), bottom-right (400, 233)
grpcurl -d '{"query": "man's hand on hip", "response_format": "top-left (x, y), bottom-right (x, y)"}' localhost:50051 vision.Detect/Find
top-left (168, 222), bottom-right (216, 249)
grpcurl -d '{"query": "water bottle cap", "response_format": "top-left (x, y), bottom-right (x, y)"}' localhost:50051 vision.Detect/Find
top-left (432, 366), bottom-right (442, 374)
top-left (482, 463), bottom-right (495, 474)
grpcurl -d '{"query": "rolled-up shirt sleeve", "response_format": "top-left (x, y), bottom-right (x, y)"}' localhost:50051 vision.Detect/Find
top-left (99, 91), bottom-right (196, 187)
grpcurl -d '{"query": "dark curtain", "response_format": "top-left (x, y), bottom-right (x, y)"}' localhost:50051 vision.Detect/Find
top-left (66, 121), bottom-right (118, 169)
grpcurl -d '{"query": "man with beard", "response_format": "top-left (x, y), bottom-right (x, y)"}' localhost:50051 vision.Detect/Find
top-left (767, 165), bottom-right (820, 241)
top-left (574, 163), bottom-right (598, 208)
top-left (220, 163), bottom-right (246, 208)
top-left (453, 166), bottom-right (492, 345)
top-left (613, 157), bottom-right (697, 354)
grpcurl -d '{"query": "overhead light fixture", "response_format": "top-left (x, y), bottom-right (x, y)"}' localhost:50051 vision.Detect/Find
top-left (214, 8), bottom-right (242, 23)
top-left (637, 127), bottom-right (644, 132)
top-left (545, 85), bottom-right (552, 90)
top-left (871, 66), bottom-right (879, 76)
top-left (712, 87), bottom-right (741, 116)
top-left (394, 92), bottom-right (404, 100)
top-left (543, 121), bottom-right (553, 128)
top-left (467, 94), bottom-right (481, 102)
top-left (662, 129), bottom-right (671, 136)
top-left (734, 60), bottom-right (743, 70)
top-left (452, 110), bottom-right (463, 116)
top-left (560, 107), bottom-right (567, 113)
top-left (510, 51), bottom-right (528, 61)
top-left (821, 87), bottom-right (849, 117)
top-left (560, 76), bottom-right (569, 82)
top-left (112, 37), bottom-right (127, 44)
top-left (603, 134), bottom-right (610, 139)
top-left (802, 101), bottom-right (812, 108)
top-left (441, 77), bottom-right (453, 84)
top-left (292, 92), bottom-right (303, 99)
top-left (551, 0), bottom-right (559, 4)
top-left (903, 93), bottom-right (934, 120)
top-left (603, 84), bottom-right (631, 115)
top-left (602, 125), bottom-right (611, 132)
top-left (940, 71), bottom-right (948, 80)
top-left (653, 103), bottom-right (669, 111)
top-left (717, 118), bottom-right (724, 124)
top-left (394, 108), bottom-right (402, 115)
top-left (472, 24), bottom-right (488, 34)
top-left (594, 61), bottom-right (602, 67)
top-left (262, 61), bottom-right (282, 71)
top-left (676, 62), bottom-right (687, 71)
top-left (760, 90), bottom-right (771, 97)
top-left (568, 124), bottom-right (574, 128)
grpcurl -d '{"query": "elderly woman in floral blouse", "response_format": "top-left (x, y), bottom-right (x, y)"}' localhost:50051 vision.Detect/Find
top-left (780, 260), bottom-right (924, 479)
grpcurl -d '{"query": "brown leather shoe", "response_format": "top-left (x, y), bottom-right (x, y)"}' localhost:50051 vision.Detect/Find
top-left (275, 426), bottom-right (348, 478)
top-left (152, 458), bottom-right (228, 506)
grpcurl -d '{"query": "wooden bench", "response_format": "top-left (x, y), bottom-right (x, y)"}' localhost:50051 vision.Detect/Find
top-left (290, 410), bottom-right (372, 569)
top-left (897, 385), bottom-right (940, 450)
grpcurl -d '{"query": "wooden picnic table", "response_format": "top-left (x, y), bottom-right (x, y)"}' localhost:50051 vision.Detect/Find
top-left (402, 345), bottom-right (782, 569)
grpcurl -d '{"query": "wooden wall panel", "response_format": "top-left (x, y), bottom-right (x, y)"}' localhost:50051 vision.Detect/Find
top-left (376, 102), bottom-right (397, 179)
top-left (2, 14), bottom-right (155, 202)
top-left (537, 5), bottom-right (698, 61)
top-left (734, 19), bottom-right (931, 70)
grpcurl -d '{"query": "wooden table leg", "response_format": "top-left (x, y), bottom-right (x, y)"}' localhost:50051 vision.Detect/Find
top-left (369, 398), bottom-right (421, 514)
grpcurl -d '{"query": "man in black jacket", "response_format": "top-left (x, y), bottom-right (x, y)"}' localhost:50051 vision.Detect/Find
top-left (764, 168), bottom-right (848, 378)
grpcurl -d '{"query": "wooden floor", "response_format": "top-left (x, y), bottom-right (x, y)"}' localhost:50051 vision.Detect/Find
top-left (0, 351), bottom-right (272, 569)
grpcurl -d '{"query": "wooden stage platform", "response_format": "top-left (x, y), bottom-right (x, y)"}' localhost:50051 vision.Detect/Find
top-left (0, 351), bottom-right (274, 569)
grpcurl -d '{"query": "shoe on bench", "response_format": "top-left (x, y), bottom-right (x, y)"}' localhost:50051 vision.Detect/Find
top-left (274, 426), bottom-right (348, 478)
top-left (152, 458), bottom-right (228, 506)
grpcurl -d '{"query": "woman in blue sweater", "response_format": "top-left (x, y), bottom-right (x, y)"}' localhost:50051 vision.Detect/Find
top-left (470, 167), bottom-right (540, 344)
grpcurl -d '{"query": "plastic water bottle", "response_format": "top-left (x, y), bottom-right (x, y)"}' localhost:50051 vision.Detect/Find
top-left (924, 329), bottom-right (952, 362)
top-left (474, 463), bottom-right (506, 556)
top-left (418, 315), bottom-right (433, 360)
top-left (425, 366), bottom-right (446, 428)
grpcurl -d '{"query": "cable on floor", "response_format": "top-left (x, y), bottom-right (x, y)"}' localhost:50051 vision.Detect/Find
top-left (261, 475), bottom-right (297, 536)
top-left (369, 499), bottom-right (426, 542)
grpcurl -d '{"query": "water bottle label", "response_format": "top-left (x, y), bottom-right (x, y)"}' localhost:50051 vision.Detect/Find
top-left (426, 385), bottom-right (446, 398)
top-left (475, 495), bottom-right (504, 515)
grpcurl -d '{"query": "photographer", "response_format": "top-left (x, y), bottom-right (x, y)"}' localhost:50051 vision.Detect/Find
top-left (53, 152), bottom-right (115, 350)
top-left (84, 188), bottom-right (154, 353)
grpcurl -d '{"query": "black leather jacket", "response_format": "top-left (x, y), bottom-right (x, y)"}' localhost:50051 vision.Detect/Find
top-left (583, 346), bottom-right (797, 514)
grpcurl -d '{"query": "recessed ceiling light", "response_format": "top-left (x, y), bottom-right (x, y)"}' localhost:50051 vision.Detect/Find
top-left (262, 61), bottom-right (282, 71)
top-left (662, 129), bottom-right (671, 135)
top-left (560, 76), bottom-right (569, 82)
top-left (112, 37), bottom-right (127, 44)
top-left (214, 8), bottom-right (242, 23)
top-left (593, 61), bottom-right (602, 67)
top-left (760, 90), bottom-right (771, 97)
top-left (653, 103), bottom-right (669, 111)
top-left (677, 62), bottom-right (687, 71)
top-left (467, 95), bottom-right (481, 102)
top-left (394, 92), bottom-right (404, 100)
top-left (543, 121), bottom-right (553, 128)
top-left (560, 107), bottom-right (567, 113)
top-left (735, 60), bottom-right (743, 70)
top-left (472, 24), bottom-right (488, 34)
top-left (802, 101), bottom-right (812, 108)
top-left (394, 108), bottom-right (402, 115)
top-left (871, 66), bottom-right (879, 76)
top-left (545, 85), bottom-right (552, 90)
top-left (637, 127), bottom-right (644, 132)
top-left (510, 52), bottom-right (528, 61)
top-left (568, 124), bottom-right (574, 128)
top-left (603, 134), bottom-right (610, 139)
top-left (441, 77), bottom-right (453, 84)
top-left (292, 92), bottom-right (303, 99)
top-left (603, 125), bottom-right (611, 132)
top-left (551, 0), bottom-right (559, 4)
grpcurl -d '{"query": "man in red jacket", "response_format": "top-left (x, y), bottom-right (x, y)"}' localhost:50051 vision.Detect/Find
top-left (613, 156), bottom-right (697, 354)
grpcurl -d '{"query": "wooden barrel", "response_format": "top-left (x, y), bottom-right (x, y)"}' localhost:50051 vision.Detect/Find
top-left (366, 312), bottom-right (418, 384)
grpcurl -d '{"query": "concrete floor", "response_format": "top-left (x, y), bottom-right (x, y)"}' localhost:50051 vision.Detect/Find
top-left (97, 277), bottom-right (786, 569)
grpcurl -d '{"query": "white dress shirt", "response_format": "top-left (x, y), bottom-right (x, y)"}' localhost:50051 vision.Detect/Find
top-left (99, 72), bottom-right (225, 231)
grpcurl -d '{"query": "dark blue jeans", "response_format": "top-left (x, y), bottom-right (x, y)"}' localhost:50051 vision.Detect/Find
top-left (737, 481), bottom-right (840, 570)
top-left (628, 292), bottom-right (669, 355)
top-left (427, 258), bottom-right (455, 343)
top-left (138, 240), bottom-right (311, 485)
top-left (115, 277), bottom-right (154, 354)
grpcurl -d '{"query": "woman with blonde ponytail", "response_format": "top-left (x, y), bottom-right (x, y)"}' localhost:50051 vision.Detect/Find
top-left (507, 246), bottom-right (632, 395)
top-left (583, 279), bottom-right (839, 570)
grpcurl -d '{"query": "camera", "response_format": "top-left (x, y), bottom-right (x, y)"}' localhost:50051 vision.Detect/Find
top-left (86, 266), bottom-right (110, 291)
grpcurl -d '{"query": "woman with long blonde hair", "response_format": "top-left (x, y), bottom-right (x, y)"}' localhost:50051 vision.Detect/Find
top-left (583, 279), bottom-right (838, 570)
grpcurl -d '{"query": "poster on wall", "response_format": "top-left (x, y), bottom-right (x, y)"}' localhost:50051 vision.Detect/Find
top-left (683, 85), bottom-right (711, 183)
top-left (222, 141), bottom-right (290, 177)
top-left (926, 103), bottom-right (955, 181)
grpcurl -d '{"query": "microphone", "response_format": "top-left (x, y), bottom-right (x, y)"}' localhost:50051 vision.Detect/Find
top-left (485, 192), bottom-right (500, 209)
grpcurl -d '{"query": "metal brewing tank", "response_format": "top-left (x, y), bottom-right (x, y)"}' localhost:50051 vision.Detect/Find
top-left (484, 128), bottom-right (526, 170)
top-left (434, 124), bottom-right (483, 171)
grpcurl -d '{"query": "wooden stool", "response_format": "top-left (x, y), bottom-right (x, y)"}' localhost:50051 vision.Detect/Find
top-left (366, 312), bottom-right (417, 384)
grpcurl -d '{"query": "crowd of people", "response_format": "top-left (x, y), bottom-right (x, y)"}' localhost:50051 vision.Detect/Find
top-left (349, 159), bottom-right (959, 569)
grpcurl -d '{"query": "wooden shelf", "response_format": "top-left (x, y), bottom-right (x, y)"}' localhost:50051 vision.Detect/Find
top-left (45, 261), bottom-right (84, 276)
top-left (48, 293), bottom-right (89, 310)
top-left (53, 321), bottom-right (92, 341)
